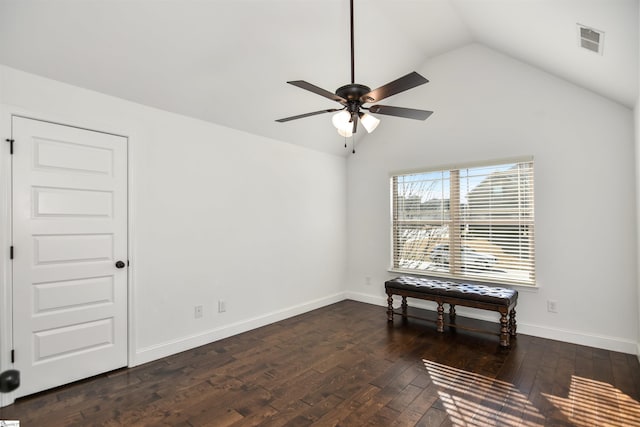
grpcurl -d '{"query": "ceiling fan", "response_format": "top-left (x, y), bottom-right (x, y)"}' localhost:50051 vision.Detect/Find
top-left (276, 0), bottom-right (433, 140)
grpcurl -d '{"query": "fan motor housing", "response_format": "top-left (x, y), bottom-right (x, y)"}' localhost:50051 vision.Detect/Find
top-left (336, 84), bottom-right (371, 103)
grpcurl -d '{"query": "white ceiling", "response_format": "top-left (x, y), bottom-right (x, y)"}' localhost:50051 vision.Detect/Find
top-left (0, 0), bottom-right (637, 156)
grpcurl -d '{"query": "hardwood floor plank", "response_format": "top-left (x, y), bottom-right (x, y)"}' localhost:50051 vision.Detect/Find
top-left (391, 383), bottom-right (440, 427)
top-left (386, 383), bottom-right (423, 412)
top-left (298, 366), bottom-right (349, 406)
top-left (269, 368), bottom-right (325, 411)
top-left (284, 393), bottom-right (344, 425)
top-left (416, 407), bottom-right (448, 427)
top-left (1, 300), bottom-right (638, 427)
top-left (336, 385), bottom-right (395, 426)
top-left (368, 405), bottom-right (401, 426)
top-left (257, 399), bottom-right (310, 427)
top-left (313, 383), bottom-right (381, 427)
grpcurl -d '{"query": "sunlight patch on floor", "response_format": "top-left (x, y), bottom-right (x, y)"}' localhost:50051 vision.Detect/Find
top-left (423, 359), bottom-right (544, 426)
top-left (542, 375), bottom-right (640, 427)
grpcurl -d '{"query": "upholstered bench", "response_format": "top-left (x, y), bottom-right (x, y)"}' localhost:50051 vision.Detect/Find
top-left (385, 276), bottom-right (518, 347)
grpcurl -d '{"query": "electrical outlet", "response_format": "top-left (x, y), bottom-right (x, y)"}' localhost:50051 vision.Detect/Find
top-left (194, 305), bottom-right (203, 318)
top-left (365, 276), bottom-right (372, 286)
top-left (547, 300), bottom-right (558, 313)
top-left (218, 300), bottom-right (226, 313)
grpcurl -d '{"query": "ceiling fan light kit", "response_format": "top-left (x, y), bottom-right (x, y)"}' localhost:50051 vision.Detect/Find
top-left (332, 111), bottom-right (353, 135)
top-left (276, 0), bottom-right (433, 145)
top-left (359, 112), bottom-right (380, 133)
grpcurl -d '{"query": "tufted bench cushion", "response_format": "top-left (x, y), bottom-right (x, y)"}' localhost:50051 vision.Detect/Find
top-left (385, 276), bottom-right (518, 347)
top-left (385, 276), bottom-right (517, 306)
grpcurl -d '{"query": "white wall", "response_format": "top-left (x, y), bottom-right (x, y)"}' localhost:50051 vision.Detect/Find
top-left (0, 65), bottom-right (348, 368)
top-left (636, 3), bottom-right (640, 361)
top-left (346, 44), bottom-right (638, 354)
top-left (636, 93), bottom-right (640, 361)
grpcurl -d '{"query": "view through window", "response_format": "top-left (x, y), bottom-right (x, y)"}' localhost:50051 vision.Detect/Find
top-left (391, 159), bottom-right (535, 286)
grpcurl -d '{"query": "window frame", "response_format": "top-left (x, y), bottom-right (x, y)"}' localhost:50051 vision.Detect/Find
top-left (389, 157), bottom-right (535, 287)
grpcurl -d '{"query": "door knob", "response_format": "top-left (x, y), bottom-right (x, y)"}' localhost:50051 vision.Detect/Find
top-left (115, 260), bottom-right (126, 269)
top-left (0, 369), bottom-right (20, 393)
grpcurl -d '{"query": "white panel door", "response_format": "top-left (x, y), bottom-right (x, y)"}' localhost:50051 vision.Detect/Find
top-left (11, 117), bottom-right (128, 398)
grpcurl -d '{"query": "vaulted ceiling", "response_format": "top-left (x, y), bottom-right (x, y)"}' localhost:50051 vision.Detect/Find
top-left (0, 0), bottom-right (637, 156)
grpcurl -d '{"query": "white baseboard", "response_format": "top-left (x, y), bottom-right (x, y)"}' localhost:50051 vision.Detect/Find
top-left (518, 323), bottom-right (638, 355)
top-left (132, 292), bottom-right (346, 367)
top-left (345, 291), bottom-right (639, 355)
top-left (345, 291), bottom-right (386, 307)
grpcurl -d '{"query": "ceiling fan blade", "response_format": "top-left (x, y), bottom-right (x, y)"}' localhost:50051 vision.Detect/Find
top-left (287, 81), bottom-right (347, 104)
top-left (360, 72), bottom-right (428, 104)
top-left (276, 108), bottom-right (341, 123)
top-left (368, 105), bottom-right (433, 120)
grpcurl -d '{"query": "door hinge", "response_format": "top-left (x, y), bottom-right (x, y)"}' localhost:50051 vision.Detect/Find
top-left (6, 138), bottom-right (14, 155)
top-left (9, 246), bottom-right (13, 260)
top-left (10, 349), bottom-right (15, 363)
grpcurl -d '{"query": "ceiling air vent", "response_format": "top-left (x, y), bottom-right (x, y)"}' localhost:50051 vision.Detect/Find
top-left (577, 24), bottom-right (604, 55)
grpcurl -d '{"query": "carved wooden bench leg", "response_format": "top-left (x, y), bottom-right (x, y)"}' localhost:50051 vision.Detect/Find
top-left (509, 308), bottom-right (517, 337)
top-left (449, 304), bottom-right (456, 320)
top-left (436, 301), bottom-right (444, 332)
top-left (401, 296), bottom-right (408, 319)
top-left (499, 308), bottom-right (509, 347)
top-left (386, 293), bottom-right (394, 321)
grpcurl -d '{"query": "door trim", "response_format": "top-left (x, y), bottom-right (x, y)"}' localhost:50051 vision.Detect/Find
top-left (0, 107), bottom-right (136, 407)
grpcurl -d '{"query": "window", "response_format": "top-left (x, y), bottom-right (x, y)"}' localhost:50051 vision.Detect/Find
top-left (391, 159), bottom-right (535, 286)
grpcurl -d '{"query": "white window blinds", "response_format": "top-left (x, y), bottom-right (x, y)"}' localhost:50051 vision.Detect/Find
top-left (391, 160), bottom-right (535, 286)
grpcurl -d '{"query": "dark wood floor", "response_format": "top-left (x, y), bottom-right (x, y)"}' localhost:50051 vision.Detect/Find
top-left (2, 300), bottom-right (640, 426)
